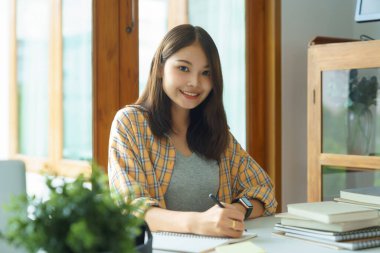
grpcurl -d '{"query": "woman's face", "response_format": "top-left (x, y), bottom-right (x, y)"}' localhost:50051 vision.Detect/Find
top-left (162, 42), bottom-right (212, 112)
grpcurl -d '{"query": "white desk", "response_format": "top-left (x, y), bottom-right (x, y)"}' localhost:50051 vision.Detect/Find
top-left (154, 216), bottom-right (380, 253)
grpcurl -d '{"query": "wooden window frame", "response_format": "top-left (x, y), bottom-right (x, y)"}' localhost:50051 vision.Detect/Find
top-left (94, 0), bottom-right (281, 207)
top-left (9, 0), bottom-right (91, 177)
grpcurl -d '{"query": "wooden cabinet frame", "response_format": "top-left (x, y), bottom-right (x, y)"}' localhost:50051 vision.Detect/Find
top-left (307, 39), bottom-right (380, 202)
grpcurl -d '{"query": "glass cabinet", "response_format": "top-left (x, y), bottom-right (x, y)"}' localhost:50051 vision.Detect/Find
top-left (307, 37), bottom-right (380, 201)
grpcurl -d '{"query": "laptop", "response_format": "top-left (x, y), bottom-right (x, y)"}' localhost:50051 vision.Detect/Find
top-left (0, 160), bottom-right (27, 253)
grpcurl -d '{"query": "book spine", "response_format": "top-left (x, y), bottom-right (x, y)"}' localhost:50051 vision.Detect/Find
top-left (336, 230), bottom-right (380, 241)
top-left (353, 239), bottom-right (380, 250)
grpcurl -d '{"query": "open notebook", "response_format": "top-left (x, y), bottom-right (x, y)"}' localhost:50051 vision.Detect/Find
top-left (152, 231), bottom-right (256, 253)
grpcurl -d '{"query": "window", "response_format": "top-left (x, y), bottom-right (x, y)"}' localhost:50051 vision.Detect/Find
top-left (139, 0), bottom-right (168, 95)
top-left (0, 0), bottom-right (12, 159)
top-left (62, 0), bottom-right (92, 161)
top-left (16, 0), bottom-right (50, 157)
top-left (10, 0), bottom-right (92, 177)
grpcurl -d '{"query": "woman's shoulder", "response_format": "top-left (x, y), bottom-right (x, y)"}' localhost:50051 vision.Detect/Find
top-left (224, 131), bottom-right (246, 157)
top-left (226, 131), bottom-right (238, 147)
top-left (115, 105), bottom-right (148, 123)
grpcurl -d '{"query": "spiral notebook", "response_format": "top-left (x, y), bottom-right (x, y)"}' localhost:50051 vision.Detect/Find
top-left (274, 223), bottom-right (380, 242)
top-left (273, 231), bottom-right (380, 251)
top-left (152, 231), bottom-right (257, 253)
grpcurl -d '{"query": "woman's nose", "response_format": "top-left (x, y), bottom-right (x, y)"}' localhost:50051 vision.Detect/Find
top-left (187, 74), bottom-right (200, 87)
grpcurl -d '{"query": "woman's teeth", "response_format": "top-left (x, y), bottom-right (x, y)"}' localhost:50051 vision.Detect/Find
top-left (181, 90), bottom-right (198, 96)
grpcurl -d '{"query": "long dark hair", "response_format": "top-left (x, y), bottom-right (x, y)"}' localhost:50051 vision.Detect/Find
top-left (136, 24), bottom-right (228, 161)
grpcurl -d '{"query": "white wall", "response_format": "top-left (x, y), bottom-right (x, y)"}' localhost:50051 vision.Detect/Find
top-left (281, 0), bottom-right (356, 210)
top-left (354, 21), bottom-right (380, 39)
top-left (282, 0), bottom-right (380, 210)
top-left (0, 0), bottom-right (11, 159)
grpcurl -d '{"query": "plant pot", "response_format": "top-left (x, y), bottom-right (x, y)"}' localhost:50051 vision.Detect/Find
top-left (135, 223), bottom-right (152, 253)
top-left (100, 223), bottom-right (152, 253)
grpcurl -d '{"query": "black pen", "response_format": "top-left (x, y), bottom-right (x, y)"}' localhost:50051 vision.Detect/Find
top-left (209, 193), bottom-right (248, 232)
top-left (209, 193), bottom-right (225, 208)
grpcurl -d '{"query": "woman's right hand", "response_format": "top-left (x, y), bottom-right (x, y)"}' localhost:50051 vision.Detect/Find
top-left (189, 203), bottom-right (245, 238)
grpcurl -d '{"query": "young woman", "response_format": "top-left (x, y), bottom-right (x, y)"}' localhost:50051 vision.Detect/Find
top-left (108, 24), bottom-right (277, 238)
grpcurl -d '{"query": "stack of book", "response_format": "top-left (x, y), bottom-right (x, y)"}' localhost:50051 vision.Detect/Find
top-left (335, 186), bottom-right (380, 209)
top-left (273, 201), bottom-right (380, 250)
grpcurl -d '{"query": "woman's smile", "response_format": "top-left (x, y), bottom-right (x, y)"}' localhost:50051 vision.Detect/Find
top-left (179, 89), bottom-right (200, 99)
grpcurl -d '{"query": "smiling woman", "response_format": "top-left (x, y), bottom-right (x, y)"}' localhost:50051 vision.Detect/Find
top-left (93, 1), bottom-right (281, 208)
top-left (108, 24), bottom-right (277, 238)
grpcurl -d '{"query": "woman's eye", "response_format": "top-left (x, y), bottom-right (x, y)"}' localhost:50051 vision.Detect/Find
top-left (202, 70), bottom-right (210, 76)
top-left (178, 66), bottom-right (189, 72)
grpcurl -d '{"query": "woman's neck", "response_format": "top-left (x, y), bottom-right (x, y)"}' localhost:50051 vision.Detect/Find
top-left (171, 105), bottom-right (189, 136)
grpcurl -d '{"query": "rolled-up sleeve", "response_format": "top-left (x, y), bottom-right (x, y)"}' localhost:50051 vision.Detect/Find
top-left (228, 135), bottom-right (277, 216)
top-left (235, 154), bottom-right (277, 216)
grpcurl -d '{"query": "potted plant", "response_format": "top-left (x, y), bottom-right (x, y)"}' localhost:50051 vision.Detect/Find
top-left (0, 164), bottom-right (152, 253)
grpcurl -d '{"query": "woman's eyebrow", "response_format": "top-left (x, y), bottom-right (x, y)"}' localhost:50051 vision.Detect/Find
top-left (176, 59), bottom-right (209, 68)
top-left (176, 59), bottom-right (192, 65)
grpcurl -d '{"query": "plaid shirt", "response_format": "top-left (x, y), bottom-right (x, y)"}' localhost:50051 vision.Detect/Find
top-left (108, 105), bottom-right (277, 216)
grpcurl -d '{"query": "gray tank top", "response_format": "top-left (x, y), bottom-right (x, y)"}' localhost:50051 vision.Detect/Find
top-left (164, 151), bottom-right (219, 212)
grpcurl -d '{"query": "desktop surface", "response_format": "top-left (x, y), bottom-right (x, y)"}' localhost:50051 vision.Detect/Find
top-left (154, 216), bottom-right (380, 253)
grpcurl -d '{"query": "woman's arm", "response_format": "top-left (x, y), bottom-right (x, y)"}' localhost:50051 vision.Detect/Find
top-left (226, 134), bottom-right (278, 216)
top-left (108, 108), bottom-right (162, 215)
top-left (145, 203), bottom-right (245, 238)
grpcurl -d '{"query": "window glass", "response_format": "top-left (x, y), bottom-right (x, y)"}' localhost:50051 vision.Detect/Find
top-left (0, 0), bottom-right (11, 158)
top-left (188, 0), bottom-right (246, 148)
top-left (322, 165), bottom-right (380, 201)
top-left (139, 0), bottom-right (168, 94)
top-left (62, 0), bottom-right (93, 160)
top-left (322, 68), bottom-right (380, 156)
top-left (16, 0), bottom-right (50, 156)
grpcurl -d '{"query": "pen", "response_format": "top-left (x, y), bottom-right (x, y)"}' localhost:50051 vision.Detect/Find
top-left (209, 193), bottom-right (248, 232)
top-left (209, 193), bottom-right (225, 208)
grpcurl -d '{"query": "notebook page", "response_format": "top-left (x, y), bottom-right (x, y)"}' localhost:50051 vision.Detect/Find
top-left (152, 231), bottom-right (257, 253)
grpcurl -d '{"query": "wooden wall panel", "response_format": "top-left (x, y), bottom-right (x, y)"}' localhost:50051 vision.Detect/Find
top-left (93, 0), bottom-right (139, 171)
top-left (93, 0), bottom-right (121, 171)
top-left (246, 0), bottom-right (265, 168)
top-left (247, 0), bottom-right (282, 210)
top-left (119, 0), bottom-right (139, 107)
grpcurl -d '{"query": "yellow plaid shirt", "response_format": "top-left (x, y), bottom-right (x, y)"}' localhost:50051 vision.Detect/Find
top-left (108, 105), bottom-right (277, 216)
